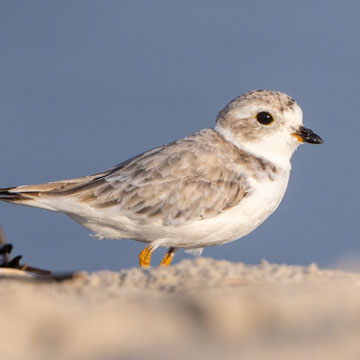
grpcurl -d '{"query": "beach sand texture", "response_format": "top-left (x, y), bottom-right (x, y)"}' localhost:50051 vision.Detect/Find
top-left (1, 257), bottom-right (360, 360)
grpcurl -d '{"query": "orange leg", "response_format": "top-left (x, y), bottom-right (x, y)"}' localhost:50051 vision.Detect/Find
top-left (139, 245), bottom-right (153, 267)
top-left (160, 247), bottom-right (177, 267)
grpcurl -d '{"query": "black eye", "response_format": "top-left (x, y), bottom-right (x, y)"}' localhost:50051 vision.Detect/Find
top-left (256, 112), bottom-right (274, 125)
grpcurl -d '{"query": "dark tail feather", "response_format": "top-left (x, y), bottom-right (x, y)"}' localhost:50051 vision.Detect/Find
top-left (0, 170), bottom-right (112, 206)
top-left (0, 187), bottom-right (38, 203)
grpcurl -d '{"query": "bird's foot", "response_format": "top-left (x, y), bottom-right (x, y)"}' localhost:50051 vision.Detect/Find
top-left (139, 245), bottom-right (152, 267)
top-left (159, 247), bottom-right (177, 266)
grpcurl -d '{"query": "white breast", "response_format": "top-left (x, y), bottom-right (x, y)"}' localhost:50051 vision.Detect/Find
top-left (64, 168), bottom-right (290, 251)
top-left (144, 168), bottom-right (291, 250)
top-left (52, 158), bottom-right (291, 251)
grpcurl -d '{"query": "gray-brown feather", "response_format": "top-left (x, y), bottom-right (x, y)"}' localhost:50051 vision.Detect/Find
top-left (1, 129), bottom-right (278, 227)
top-left (47, 129), bottom-right (267, 226)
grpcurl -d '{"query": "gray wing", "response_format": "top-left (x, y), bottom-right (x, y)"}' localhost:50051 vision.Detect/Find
top-left (52, 129), bottom-right (250, 226)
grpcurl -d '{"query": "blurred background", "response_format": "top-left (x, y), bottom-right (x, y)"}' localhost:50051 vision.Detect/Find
top-left (0, 0), bottom-right (356, 271)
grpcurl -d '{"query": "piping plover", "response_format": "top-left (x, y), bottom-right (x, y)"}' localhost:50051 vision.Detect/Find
top-left (0, 90), bottom-right (323, 267)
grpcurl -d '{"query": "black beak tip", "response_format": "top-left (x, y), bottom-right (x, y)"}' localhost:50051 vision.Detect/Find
top-left (310, 134), bottom-right (324, 144)
top-left (297, 126), bottom-right (324, 145)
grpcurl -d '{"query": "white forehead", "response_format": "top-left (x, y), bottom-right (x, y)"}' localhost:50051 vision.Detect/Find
top-left (284, 101), bottom-right (303, 127)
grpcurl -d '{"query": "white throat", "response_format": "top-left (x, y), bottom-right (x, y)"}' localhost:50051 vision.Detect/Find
top-left (215, 124), bottom-right (293, 171)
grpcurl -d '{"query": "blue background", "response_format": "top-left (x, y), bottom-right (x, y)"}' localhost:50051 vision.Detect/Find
top-left (0, 1), bottom-right (356, 271)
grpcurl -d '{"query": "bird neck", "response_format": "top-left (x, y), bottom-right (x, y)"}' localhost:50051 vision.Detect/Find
top-left (214, 124), bottom-right (292, 172)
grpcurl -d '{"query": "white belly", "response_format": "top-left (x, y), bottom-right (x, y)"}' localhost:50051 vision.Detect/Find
top-left (66, 170), bottom-right (290, 250)
top-left (152, 171), bottom-right (290, 249)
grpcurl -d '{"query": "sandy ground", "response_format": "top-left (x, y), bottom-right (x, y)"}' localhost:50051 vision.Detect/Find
top-left (1, 258), bottom-right (360, 360)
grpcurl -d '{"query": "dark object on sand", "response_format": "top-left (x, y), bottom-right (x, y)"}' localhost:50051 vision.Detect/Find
top-left (0, 226), bottom-right (83, 281)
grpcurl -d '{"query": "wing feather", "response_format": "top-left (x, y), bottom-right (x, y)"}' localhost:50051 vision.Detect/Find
top-left (49, 129), bottom-right (251, 226)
